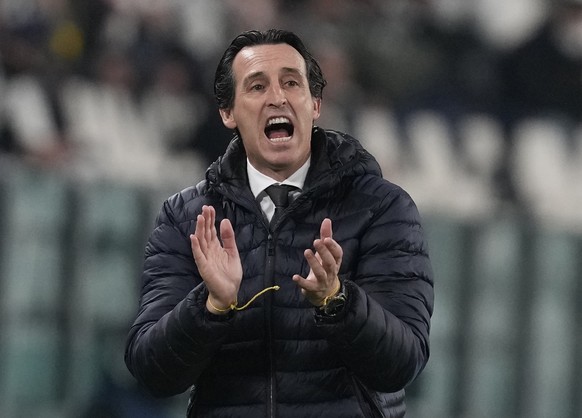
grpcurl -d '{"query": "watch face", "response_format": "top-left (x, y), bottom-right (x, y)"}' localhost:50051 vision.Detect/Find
top-left (324, 295), bottom-right (346, 316)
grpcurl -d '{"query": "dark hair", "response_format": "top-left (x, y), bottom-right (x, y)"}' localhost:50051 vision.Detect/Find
top-left (214, 29), bottom-right (327, 110)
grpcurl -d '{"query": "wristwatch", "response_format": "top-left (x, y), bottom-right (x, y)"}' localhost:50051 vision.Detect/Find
top-left (317, 281), bottom-right (347, 317)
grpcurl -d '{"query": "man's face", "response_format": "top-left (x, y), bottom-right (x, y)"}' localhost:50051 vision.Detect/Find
top-left (219, 43), bottom-right (321, 181)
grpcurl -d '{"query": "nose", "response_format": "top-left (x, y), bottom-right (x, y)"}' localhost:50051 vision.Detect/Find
top-left (266, 84), bottom-right (287, 107)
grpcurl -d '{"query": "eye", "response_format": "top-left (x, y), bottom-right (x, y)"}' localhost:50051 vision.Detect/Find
top-left (285, 80), bottom-right (300, 87)
top-left (250, 83), bottom-right (264, 91)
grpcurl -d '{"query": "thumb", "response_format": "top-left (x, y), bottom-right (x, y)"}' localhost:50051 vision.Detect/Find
top-left (220, 218), bottom-right (238, 253)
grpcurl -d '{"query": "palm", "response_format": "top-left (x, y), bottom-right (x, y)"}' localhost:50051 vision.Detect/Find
top-left (190, 205), bottom-right (242, 304)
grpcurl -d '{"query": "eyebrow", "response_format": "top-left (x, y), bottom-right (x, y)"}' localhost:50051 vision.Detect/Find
top-left (242, 67), bottom-right (305, 88)
top-left (280, 67), bottom-right (304, 77)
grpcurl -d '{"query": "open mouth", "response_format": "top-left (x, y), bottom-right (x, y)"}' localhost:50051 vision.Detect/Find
top-left (264, 117), bottom-right (294, 142)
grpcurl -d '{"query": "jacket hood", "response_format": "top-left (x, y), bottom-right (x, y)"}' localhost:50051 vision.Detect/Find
top-left (307, 127), bottom-right (382, 185)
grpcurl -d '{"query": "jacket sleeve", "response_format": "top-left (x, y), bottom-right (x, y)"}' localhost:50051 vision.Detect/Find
top-left (124, 194), bottom-right (234, 397)
top-left (316, 187), bottom-right (434, 393)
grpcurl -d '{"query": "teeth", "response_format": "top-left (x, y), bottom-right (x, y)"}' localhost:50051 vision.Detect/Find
top-left (270, 138), bottom-right (290, 143)
top-left (267, 117), bottom-right (290, 126)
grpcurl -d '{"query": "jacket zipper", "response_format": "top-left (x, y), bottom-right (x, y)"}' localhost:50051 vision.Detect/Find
top-left (265, 233), bottom-right (276, 417)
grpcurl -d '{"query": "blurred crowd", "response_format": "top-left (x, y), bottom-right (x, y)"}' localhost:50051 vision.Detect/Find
top-left (1, 0), bottom-right (582, 226)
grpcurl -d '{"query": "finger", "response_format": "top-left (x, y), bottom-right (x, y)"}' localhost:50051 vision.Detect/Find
top-left (303, 248), bottom-right (327, 282)
top-left (203, 206), bottom-right (214, 243)
top-left (313, 239), bottom-right (339, 272)
top-left (316, 219), bottom-right (340, 265)
top-left (194, 213), bottom-right (207, 252)
top-left (312, 239), bottom-right (323, 263)
top-left (292, 273), bottom-right (318, 292)
top-left (320, 218), bottom-right (333, 240)
top-left (292, 273), bottom-right (305, 282)
top-left (208, 206), bottom-right (217, 242)
top-left (190, 234), bottom-right (206, 264)
top-left (320, 237), bottom-right (343, 266)
top-left (292, 274), bottom-right (310, 290)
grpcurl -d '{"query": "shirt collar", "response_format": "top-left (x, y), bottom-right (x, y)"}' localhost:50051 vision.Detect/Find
top-left (247, 157), bottom-right (311, 199)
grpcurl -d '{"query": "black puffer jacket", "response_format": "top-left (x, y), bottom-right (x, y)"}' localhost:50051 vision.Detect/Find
top-left (125, 128), bottom-right (434, 418)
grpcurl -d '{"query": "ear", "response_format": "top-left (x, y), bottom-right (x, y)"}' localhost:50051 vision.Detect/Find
top-left (312, 98), bottom-right (321, 121)
top-left (219, 108), bottom-right (237, 129)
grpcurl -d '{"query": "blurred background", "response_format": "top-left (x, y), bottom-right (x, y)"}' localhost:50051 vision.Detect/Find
top-left (0, 0), bottom-right (581, 417)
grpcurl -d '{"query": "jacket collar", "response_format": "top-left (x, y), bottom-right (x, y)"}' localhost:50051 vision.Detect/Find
top-left (206, 127), bottom-right (382, 202)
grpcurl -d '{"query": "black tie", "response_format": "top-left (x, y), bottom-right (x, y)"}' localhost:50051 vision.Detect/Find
top-left (265, 184), bottom-right (297, 227)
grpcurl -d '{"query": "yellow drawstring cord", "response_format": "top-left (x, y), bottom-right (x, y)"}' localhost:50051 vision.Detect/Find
top-left (207, 285), bottom-right (280, 313)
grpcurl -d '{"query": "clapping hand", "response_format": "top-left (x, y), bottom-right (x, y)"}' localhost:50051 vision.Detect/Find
top-left (190, 205), bottom-right (242, 314)
top-left (292, 218), bottom-right (343, 306)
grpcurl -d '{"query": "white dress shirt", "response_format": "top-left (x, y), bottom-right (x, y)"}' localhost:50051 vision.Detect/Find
top-left (247, 157), bottom-right (310, 222)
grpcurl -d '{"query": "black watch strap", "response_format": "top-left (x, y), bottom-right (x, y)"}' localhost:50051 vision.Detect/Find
top-left (316, 281), bottom-right (347, 317)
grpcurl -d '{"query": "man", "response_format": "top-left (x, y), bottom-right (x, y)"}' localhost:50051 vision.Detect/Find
top-left (125, 29), bottom-right (434, 417)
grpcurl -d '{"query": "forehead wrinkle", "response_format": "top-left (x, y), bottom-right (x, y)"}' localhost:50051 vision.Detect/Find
top-left (235, 44), bottom-right (307, 87)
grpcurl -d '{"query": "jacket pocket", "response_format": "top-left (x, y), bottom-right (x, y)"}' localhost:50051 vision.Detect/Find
top-left (351, 374), bottom-right (385, 418)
